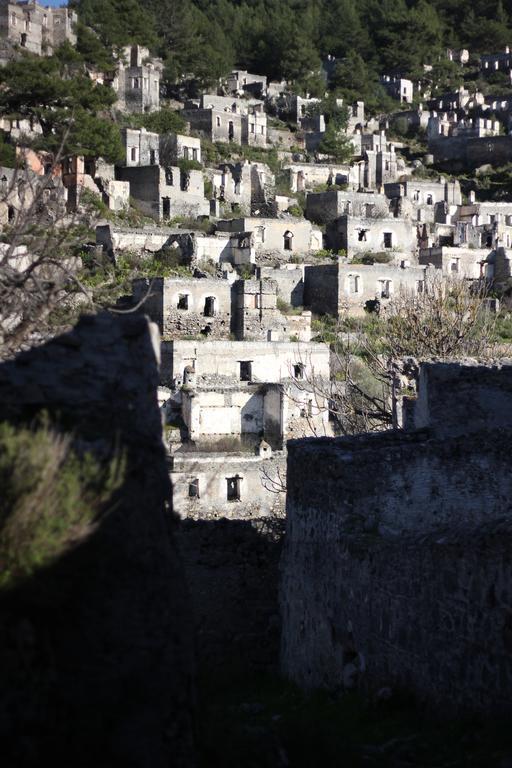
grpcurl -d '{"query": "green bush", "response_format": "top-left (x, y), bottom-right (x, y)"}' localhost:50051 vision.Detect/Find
top-left (277, 297), bottom-right (303, 315)
top-left (0, 420), bottom-right (124, 589)
top-left (352, 252), bottom-right (392, 265)
top-left (178, 158), bottom-right (203, 173)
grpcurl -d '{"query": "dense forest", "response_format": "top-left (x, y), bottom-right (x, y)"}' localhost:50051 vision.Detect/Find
top-left (70, 0), bottom-right (512, 94)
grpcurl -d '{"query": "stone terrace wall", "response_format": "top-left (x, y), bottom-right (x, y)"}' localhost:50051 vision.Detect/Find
top-left (281, 404), bottom-right (512, 713)
top-left (0, 313), bottom-right (195, 767)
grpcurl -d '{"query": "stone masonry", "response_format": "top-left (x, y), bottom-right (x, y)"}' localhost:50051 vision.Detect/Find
top-left (281, 361), bottom-right (512, 714)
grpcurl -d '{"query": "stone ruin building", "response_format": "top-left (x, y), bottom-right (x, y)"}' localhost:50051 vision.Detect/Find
top-left (109, 45), bottom-right (163, 115)
top-left (0, 0), bottom-right (77, 57)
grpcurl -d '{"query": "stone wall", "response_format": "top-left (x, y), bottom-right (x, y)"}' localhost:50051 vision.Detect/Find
top-left (257, 266), bottom-right (305, 306)
top-left (280, 362), bottom-right (512, 713)
top-left (431, 134), bottom-right (512, 171)
top-left (133, 276), bottom-right (233, 340)
top-left (0, 313), bottom-right (195, 766)
top-left (171, 451), bottom-right (286, 519)
top-left (303, 263), bottom-right (340, 316)
top-left (176, 517), bottom-right (285, 670)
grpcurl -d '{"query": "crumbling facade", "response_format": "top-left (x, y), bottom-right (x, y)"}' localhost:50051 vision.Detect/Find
top-left (0, 0), bottom-right (77, 55)
top-left (111, 45), bottom-right (163, 114)
top-left (117, 164), bottom-right (209, 221)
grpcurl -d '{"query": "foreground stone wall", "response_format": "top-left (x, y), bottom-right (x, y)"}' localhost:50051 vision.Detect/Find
top-left (0, 314), bottom-right (195, 767)
top-left (177, 517), bottom-right (285, 671)
top-left (281, 363), bottom-right (512, 713)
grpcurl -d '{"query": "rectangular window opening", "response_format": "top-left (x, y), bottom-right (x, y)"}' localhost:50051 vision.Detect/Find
top-left (178, 294), bottom-right (189, 310)
top-left (239, 361), bottom-right (252, 381)
top-left (227, 476), bottom-right (241, 502)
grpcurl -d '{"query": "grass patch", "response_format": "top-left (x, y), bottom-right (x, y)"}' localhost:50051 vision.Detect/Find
top-left (197, 666), bottom-right (512, 767)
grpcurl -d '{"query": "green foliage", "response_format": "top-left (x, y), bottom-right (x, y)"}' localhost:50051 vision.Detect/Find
top-left (317, 129), bottom-right (353, 162)
top-left (0, 131), bottom-right (16, 167)
top-left (237, 265), bottom-right (254, 280)
top-left (287, 204), bottom-right (303, 218)
top-left (75, 22), bottom-right (116, 72)
top-left (169, 215), bottom-right (215, 233)
top-left (0, 52), bottom-right (122, 162)
top-left (178, 158), bottom-right (203, 172)
top-left (276, 297), bottom-right (303, 315)
top-left (494, 312), bottom-right (512, 342)
top-left (118, 108), bottom-right (186, 136)
top-left (317, 106), bottom-right (353, 162)
top-left (74, 0), bottom-right (512, 92)
top-left (0, 419), bottom-right (124, 589)
top-left (69, 0), bottom-right (158, 49)
top-left (352, 252), bottom-right (393, 265)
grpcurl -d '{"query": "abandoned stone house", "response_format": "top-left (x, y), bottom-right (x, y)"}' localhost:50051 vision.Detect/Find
top-left (233, 278), bottom-right (311, 342)
top-left (170, 449), bottom-right (286, 520)
top-left (481, 46), bottom-right (512, 74)
top-left (122, 128), bottom-right (161, 167)
top-left (121, 127), bottom-right (202, 171)
top-left (0, 0), bottom-right (77, 56)
top-left (306, 188), bottom-right (391, 226)
top-left (384, 178), bottom-right (462, 226)
top-left (428, 129), bottom-right (512, 170)
top-left (380, 74), bottom-right (414, 103)
top-left (159, 133), bottom-right (202, 166)
top-left (328, 212), bottom-right (416, 257)
top-left (164, 339), bottom-right (330, 389)
top-left (132, 275), bottom-right (311, 342)
top-left (281, 361), bottom-right (512, 712)
top-left (216, 216), bottom-right (322, 257)
top-left (418, 246), bottom-right (493, 279)
top-left (256, 265), bottom-right (305, 308)
top-left (182, 95), bottom-right (268, 147)
top-left (96, 222), bottom-right (187, 261)
top-left (116, 164), bottom-right (209, 221)
top-left (96, 222), bottom-right (257, 270)
top-left (207, 161), bottom-right (275, 215)
top-left (133, 276), bottom-right (233, 340)
top-left (225, 69), bottom-right (268, 98)
top-left (61, 155), bottom-right (129, 213)
top-left (110, 45), bottom-right (163, 114)
top-left (284, 162), bottom-right (351, 194)
top-left (175, 374), bottom-right (328, 450)
top-left (455, 200), bottom-right (512, 250)
top-left (304, 261), bottom-right (428, 316)
top-left (428, 86), bottom-right (478, 113)
top-left (161, 338), bottom-right (330, 453)
top-left (0, 164), bottom-right (67, 225)
top-left (385, 178), bottom-right (462, 208)
top-left (447, 47), bottom-right (470, 64)
top-left (428, 113), bottom-right (500, 142)
top-left (355, 141), bottom-right (399, 189)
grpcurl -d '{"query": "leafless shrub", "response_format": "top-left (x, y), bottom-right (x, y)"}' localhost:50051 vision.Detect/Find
top-left (306, 273), bottom-right (505, 435)
top-left (0, 150), bottom-right (96, 358)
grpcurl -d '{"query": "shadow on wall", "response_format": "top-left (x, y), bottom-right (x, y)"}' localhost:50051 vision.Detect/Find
top-left (0, 313), bottom-right (195, 768)
top-left (176, 517), bottom-right (285, 673)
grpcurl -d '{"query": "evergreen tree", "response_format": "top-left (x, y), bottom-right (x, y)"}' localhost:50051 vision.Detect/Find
top-left (0, 54), bottom-right (123, 162)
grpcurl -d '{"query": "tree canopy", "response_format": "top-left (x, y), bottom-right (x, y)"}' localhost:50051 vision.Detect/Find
top-left (0, 52), bottom-right (123, 163)
top-left (71, 0), bottom-right (512, 92)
